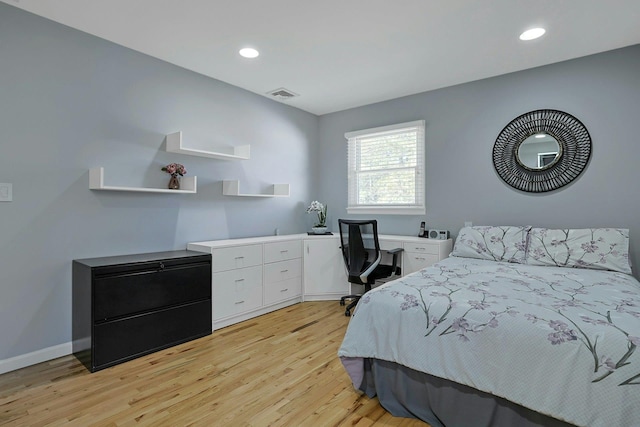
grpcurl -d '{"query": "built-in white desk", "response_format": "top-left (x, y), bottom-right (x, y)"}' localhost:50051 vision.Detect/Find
top-left (188, 234), bottom-right (452, 330)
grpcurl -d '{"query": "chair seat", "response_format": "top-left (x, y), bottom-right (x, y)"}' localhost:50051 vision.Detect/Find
top-left (347, 263), bottom-right (395, 285)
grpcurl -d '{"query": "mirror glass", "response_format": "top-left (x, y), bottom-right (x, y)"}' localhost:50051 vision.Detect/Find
top-left (516, 133), bottom-right (561, 169)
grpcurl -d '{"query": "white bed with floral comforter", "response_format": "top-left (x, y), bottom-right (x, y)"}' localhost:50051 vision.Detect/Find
top-left (338, 227), bottom-right (640, 427)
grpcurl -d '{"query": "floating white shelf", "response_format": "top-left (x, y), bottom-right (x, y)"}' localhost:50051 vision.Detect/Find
top-left (89, 167), bottom-right (197, 194)
top-left (166, 132), bottom-right (250, 160)
top-left (222, 180), bottom-right (289, 198)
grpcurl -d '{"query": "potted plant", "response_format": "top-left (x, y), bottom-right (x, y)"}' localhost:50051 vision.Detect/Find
top-left (306, 200), bottom-right (328, 234)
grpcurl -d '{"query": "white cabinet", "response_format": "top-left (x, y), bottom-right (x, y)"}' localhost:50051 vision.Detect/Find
top-left (303, 237), bottom-right (348, 301)
top-left (264, 259), bottom-right (302, 305)
top-left (212, 265), bottom-right (263, 320)
top-left (210, 245), bottom-right (263, 324)
top-left (188, 234), bottom-right (452, 329)
top-left (263, 240), bottom-right (302, 306)
top-left (188, 236), bottom-right (305, 330)
top-left (401, 239), bottom-right (453, 275)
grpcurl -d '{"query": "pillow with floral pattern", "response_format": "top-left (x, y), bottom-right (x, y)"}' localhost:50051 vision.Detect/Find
top-left (451, 225), bottom-right (530, 263)
top-left (526, 228), bottom-right (632, 274)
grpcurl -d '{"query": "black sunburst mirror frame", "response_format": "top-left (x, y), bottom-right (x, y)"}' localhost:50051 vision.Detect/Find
top-left (492, 109), bottom-right (592, 193)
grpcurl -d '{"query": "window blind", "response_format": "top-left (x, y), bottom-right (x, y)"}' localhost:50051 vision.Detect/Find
top-left (345, 120), bottom-right (425, 215)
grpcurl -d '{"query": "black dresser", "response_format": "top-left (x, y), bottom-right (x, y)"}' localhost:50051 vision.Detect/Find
top-left (72, 250), bottom-right (212, 372)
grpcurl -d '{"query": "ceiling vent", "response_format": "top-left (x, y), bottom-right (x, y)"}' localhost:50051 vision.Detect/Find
top-left (267, 87), bottom-right (299, 100)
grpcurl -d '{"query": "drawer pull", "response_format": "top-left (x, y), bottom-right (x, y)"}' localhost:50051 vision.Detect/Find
top-left (415, 247), bottom-right (426, 251)
top-left (280, 250), bottom-right (288, 253)
top-left (280, 288), bottom-right (289, 292)
top-left (158, 262), bottom-right (165, 270)
top-left (235, 256), bottom-right (245, 260)
top-left (280, 269), bottom-right (289, 273)
top-left (235, 278), bottom-right (245, 283)
top-left (235, 300), bottom-right (245, 305)
top-left (415, 257), bottom-right (426, 261)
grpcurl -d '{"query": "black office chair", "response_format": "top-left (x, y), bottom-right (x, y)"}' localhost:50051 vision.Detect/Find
top-left (338, 219), bottom-right (403, 316)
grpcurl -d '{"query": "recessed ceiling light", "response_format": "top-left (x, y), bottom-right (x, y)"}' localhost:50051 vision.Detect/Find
top-left (535, 133), bottom-right (546, 138)
top-left (519, 28), bottom-right (546, 41)
top-left (239, 47), bottom-right (259, 58)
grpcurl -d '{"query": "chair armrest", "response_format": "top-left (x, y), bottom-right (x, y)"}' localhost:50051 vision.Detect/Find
top-left (360, 253), bottom-right (382, 283)
top-left (386, 248), bottom-right (403, 255)
top-left (387, 248), bottom-right (403, 276)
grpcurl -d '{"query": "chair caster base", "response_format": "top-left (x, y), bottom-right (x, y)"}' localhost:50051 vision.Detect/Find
top-left (345, 309), bottom-right (351, 316)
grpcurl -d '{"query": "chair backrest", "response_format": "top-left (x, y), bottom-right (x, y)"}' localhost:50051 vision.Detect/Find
top-left (338, 219), bottom-right (382, 284)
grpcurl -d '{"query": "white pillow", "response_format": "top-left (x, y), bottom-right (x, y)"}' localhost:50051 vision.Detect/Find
top-left (451, 226), bottom-right (530, 263)
top-left (526, 228), bottom-right (632, 274)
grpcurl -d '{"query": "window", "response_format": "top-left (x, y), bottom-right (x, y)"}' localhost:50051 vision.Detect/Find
top-left (345, 120), bottom-right (425, 215)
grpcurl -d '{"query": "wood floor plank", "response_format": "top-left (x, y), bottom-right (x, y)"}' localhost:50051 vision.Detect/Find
top-left (0, 301), bottom-right (428, 426)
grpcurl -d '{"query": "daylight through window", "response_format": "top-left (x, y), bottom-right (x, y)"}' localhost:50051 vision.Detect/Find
top-left (346, 120), bottom-right (425, 215)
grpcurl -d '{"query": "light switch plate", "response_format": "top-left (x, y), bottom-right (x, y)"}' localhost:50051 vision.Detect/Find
top-left (0, 183), bottom-right (13, 202)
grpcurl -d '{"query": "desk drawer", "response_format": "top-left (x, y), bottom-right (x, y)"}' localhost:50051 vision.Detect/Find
top-left (404, 242), bottom-right (441, 255)
top-left (212, 244), bottom-right (262, 272)
top-left (93, 300), bottom-right (211, 370)
top-left (264, 240), bottom-right (302, 264)
top-left (264, 277), bottom-right (302, 305)
top-left (94, 263), bottom-right (210, 321)
top-left (212, 265), bottom-right (263, 319)
top-left (263, 258), bottom-right (301, 284)
top-left (404, 253), bottom-right (439, 275)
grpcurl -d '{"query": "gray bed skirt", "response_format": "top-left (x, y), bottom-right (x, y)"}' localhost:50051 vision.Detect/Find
top-left (360, 359), bottom-right (577, 427)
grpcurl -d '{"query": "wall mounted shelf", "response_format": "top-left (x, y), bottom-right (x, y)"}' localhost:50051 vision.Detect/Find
top-left (166, 132), bottom-right (250, 160)
top-left (89, 167), bottom-right (197, 194)
top-left (222, 180), bottom-right (289, 198)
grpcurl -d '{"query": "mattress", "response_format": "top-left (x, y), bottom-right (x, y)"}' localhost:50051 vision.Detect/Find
top-left (338, 256), bottom-right (640, 427)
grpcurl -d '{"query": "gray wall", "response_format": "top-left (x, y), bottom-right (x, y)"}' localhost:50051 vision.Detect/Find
top-left (0, 4), bottom-right (318, 360)
top-left (318, 45), bottom-right (640, 277)
top-left (2, 1), bottom-right (640, 366)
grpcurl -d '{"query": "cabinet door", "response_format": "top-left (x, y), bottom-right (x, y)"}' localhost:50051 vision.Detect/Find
top-left (303, 238), bottom-right (348, 298)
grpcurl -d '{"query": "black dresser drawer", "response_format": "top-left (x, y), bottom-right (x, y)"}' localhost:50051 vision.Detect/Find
top-left (93, 300), bottom-right (211, 369)
top-left (94, 262), bottom-right (211, 320)
top-left (73, 250), bottom-right (212, 372)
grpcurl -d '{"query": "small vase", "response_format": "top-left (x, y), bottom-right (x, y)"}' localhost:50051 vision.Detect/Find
top-left (311, 226), bottom-right (328, 234)
top-left (168, 175), bottom-right (180, 190)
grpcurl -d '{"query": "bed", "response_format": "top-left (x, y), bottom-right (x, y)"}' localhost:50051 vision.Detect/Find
top-left (338, 226), bottom-right (640, 427)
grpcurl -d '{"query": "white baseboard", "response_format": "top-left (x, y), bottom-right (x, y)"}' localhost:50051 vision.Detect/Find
top-left (0, 342), bottom-right (72, 375)
top-left (302, 293), bottom-right (342, 301)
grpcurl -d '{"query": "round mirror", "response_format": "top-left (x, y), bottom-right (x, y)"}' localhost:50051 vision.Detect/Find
top-left (493, 109), bottom-right (591, 193)
top-left (516, 133), bottom-right (563, 170)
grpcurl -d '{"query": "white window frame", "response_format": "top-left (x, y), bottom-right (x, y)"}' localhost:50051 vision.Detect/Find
top-left (345, 120), bottom-right (425, 215)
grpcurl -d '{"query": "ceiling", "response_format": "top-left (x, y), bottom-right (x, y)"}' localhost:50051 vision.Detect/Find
top-left (4, 0), bottom-right (640, 115)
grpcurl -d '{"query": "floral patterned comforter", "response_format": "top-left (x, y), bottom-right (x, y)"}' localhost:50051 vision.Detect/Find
top-left (338, 257), bottom-right (640, 427)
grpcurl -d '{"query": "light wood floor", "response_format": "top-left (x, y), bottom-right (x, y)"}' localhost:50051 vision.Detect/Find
top-left (0, 301), bottom-right (429, 426)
